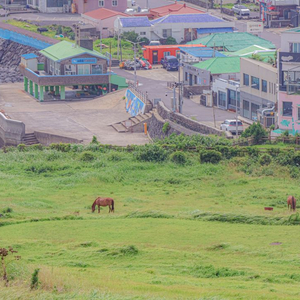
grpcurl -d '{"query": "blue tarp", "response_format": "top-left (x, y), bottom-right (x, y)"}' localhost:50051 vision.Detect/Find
top-left (197, 27), bottom-right (234, 34)
top-left (0, 28), bottom-right (51, 49)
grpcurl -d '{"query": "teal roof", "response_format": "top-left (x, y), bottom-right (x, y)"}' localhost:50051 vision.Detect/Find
top-left (192, 56), bottom-right (240, 74)
top-left (285, 27), bottom-right (300, 32)
top-left (228, 45), bottom-right (271, 56)
top-left (40, 41), bottom-right (107, 62)
top-left (187, 32), bottom-right (275, 52)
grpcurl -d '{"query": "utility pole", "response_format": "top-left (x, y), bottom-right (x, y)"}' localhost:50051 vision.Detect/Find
top-left (125, 40), bottom-right (141, 87)
top-left (235, 86), bottom-right (238, 137)
top-left (109, 42), bottom-right (112, 93)
top-left (100, 30), bottom-right (102, 53)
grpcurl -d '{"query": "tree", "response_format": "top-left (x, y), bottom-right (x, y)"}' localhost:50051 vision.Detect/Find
top-left (165, 36), bottom-right (177, 45)
top-left (138, 37), bottom-right (150, 46)
top-left (241, 122), bottom-right (268, 144)
top-left (121, 31), bottom-right (139, 43)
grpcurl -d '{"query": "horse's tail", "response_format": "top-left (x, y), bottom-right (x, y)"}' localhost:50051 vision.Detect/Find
top-left (111, 199), bottom-right (114, 212)
top-left (91, 199), bottom-right (97, 212)
top-left (292, 196), bottom-right (296, 211)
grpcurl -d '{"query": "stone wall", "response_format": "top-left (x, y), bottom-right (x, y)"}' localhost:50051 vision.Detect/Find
top-left (183, 85), bottom-right (210, 98)
top-left (156, 101), bottom-right (223, 136)
top-left (0, 112), bottom-right (25, 146)
top-left (0, 38), bottom-right (43, 84)
top-left (34, 131), bottom-right (83, 146)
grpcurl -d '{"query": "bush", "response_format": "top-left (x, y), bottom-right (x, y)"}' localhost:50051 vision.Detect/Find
top-left (79, 151), bottom-right (96, 162)
top-left (17, 144), bottom-right (26, 152)
top-left (170, 151), bottom-right (187, 165)
top-left (29, 144), bottom-right (43, 151)
top-left (165, 36), bottom-right (177, 45)
top-left (162, 122), bottom-right (170, 134)
top-left (200, 150), bottom-right (222, 164)
top-left (50, 143), bottom-right (71, 152)
top-left (214, 145), bottom-right (241, 159)
top-left (293, 152), bottom-right (300, 166)
top-left (241, 122), bottom-right (267, 144)
top-left (135, 144), bottom-right (167, 162)
top-left (2, 207), bottom-right (13, 213)
top-left (30, 268), bottom-right (40, 290)
top-left (259, 153), bottom-right (272, 166)
top-left (275, 151), bottom-right (294, 166)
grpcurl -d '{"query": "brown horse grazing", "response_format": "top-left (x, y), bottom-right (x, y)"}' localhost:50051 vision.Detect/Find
top-left (92, 197), bottom-right (114, 213)
top-left (287, 195), bottom-right (296, 211)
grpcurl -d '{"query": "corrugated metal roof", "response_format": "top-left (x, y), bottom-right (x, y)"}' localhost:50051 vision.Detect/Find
top-left (120, 17), bottom-right (152, 27)
top-left (151, 13), bottom-right (224, 24)
top-left (39, 41), bottom-right (107, 62)
top-left (193, 56), bottom-right (240, 74)
top-left (187, 32), bottom-right (275, 52)
top-left (228, 45), bottom-right (272, 56)
top-left (21, 53), bottom-right (38, 59)
top-left (83, 8), bottom-right (128, 20)
top-left (179, 47), bottom-right (226, 58)
top-left (197, 27), bottom-right (233, 34)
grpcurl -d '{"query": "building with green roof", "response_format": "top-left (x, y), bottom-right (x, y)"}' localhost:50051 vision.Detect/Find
top-left (20, 41), bottom-right (127, 101)
top-left (187, 32), bottom-right (275, 52)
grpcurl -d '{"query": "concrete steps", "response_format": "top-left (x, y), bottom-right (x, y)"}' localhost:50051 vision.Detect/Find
top-left (22, 133), bottom-right (40, 145)
top-left (110, 110), bottom-right (155, 133)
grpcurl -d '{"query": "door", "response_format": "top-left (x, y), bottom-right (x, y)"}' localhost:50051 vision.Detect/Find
top-left (152, 51), bottom-right (158, 64)
top-left (189, 74), bottom-right (193, 86)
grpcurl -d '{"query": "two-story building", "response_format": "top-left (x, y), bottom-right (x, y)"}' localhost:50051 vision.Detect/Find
top-left (277, 27), bottom-right (300, 134)
top-left (20, 40), bottom-right (126, 101)
top-left (240, 57), bottom-right (277, 122)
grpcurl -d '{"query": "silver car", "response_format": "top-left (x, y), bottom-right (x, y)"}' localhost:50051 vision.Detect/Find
top-left (232, 5), bottom-right (250, 16)
top-left (220, 119), bottom-right (243, 135)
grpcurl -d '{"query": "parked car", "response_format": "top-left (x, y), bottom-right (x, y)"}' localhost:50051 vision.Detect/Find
top-left (124, 60), bottom-right (141, 70)
top-left (161, 56), bottom-right (179, 71)
top-left (37, 27), bottom-right (49, 33)
top-left (220, 119), bottom-right (243, 135)
top-left (232, 5), bottom-right (250, 16)
top-left (149, 41), bottom-right (161, 46)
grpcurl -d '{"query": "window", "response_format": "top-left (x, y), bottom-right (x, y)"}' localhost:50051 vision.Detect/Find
top-left (140, 32), bottom-right (146, 35)
top-left (49, 60), bottom-right (54, 74)
top-left (251, 103), bottom-right (260, 120)
top-left (251, 76), bottom-right (259, 90)
top-left (112, 0), bottom-right (117, 6)
top-left (218, 91), bottom-right (226, 108)
top-left (163, 51), bottom-right (170, 57)
top-left (298, 107), bottom-right (300, 120)
top-left (28, 0), bottom-right (33, 4)
top-left (243, 100), bottom-right (250, 119)
top-left (289, 43), bottom-right (300, 53)
top-left (283, 101), bottom-right (293, 117)
top-left (162, 29), bottom-right (172, 38)
top-left (64, 64), bottom-right (76, 75)
top-left (91, 65), bottom-right (103, 74)
top-left (243, 73), bottom-right (249, 86)
top-left (194, 75), bottom-right (197, 85)
top-left (262, 79), bottom-right (267, 92)
top-left (47, 0), bottom-right (68, 7)
top-left (77, 64), bottom-right (90, 75)
top-left (185, 72), bottom-right (188, 81)
top-left (98, 0), bottom-right (104, 6)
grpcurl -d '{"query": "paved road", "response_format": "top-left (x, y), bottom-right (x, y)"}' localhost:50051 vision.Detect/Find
top-left (114, 67), bottom-right (235, 128)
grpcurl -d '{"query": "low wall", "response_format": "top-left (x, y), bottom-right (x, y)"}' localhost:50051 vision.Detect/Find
top-left (34, 131), bottom-right (83, 146)
top-left (0, 112), bottom-right (25, 146)
top-left (156, 101), bottom-right (223, 136)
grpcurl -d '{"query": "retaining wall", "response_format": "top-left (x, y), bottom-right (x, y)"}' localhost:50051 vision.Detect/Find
top-left (0, 112), bottom-right (25, 146)
top-left (155, 101), bottom-right (223, 136)
top-left (34, 131), bottom-right (83, 146)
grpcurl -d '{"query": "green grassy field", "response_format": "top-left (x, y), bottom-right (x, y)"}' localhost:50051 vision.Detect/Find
top-left (0, 142), bottom-right (300, 299)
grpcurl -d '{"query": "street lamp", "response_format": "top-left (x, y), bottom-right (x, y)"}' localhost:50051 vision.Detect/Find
top-left (125, 39), bottom-right (142, 88)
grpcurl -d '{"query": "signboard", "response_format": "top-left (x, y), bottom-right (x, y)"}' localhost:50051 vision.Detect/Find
top-left (71, 58), bottom-right (97, 64)
top-left (247, 22), bottom-right (264, 33)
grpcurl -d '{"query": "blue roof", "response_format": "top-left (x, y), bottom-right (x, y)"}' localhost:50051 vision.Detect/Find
top-left (21, 53), bottom-right (38, 59)
top-left (179, 47), bottom-right (226, 58)
top-left (197, 27), bottom-right (233, 34)
top-left (150, 14), bottom-right (225, 24)
top-left (120, 17), bottom-right (152, 27)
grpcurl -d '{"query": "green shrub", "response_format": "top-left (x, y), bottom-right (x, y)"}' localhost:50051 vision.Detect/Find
top-left (200, 150), bottom-right (222, 164)
top-left (214, 145), bottom-right (241, 159)
top-left (293, 152), bottom-right (300, 166)
top-left (241, 122), bottom-right (267, 144)
top-left (30, 268), bottom-right (40, 290)
top-left (162, 122), bottom-right (170, 134)
top-left (79, 151), bottom-right (96, 162)
top-left (135, 144), bottom-right (167, 162)
top-left (107, 152), bottom-right (124, 161)
top-left (91, 136), bottom-right (98, 144)
top-left (29, 144), bottom-right (43, 151)
top-left (259, 154), bottom-right (272, 166)
top-left (17, 144), bottom-right (26, 152)
top-left (2, 207), bottom-right (13, 213)
top-left (169, 151), bottom-right (187, 165)
top-left (50, 143), bottom-right (71, 152)
top-left (275, 151), bottom-right (294, 166)
top-left (120, 245), bottom-right (138, 256)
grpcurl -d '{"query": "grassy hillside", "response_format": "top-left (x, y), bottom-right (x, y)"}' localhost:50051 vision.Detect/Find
top-left (0, 139), bottom-right (300, 299)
